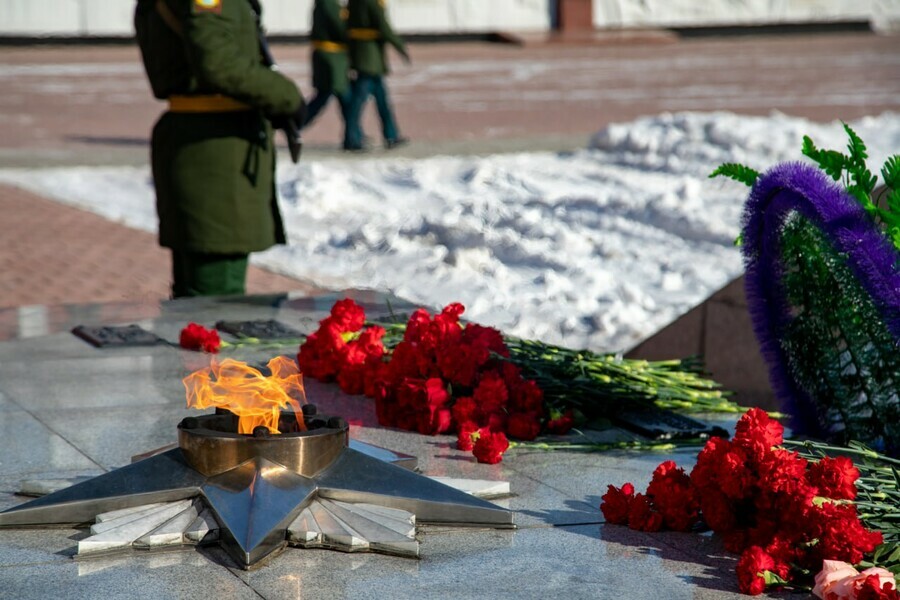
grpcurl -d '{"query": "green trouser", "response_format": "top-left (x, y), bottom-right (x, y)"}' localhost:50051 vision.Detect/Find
top-left (171, 251), bottom-right (249, 298)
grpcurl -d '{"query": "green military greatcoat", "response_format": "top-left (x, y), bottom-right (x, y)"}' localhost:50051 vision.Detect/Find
top-left (134, 0), bottom-right (302, 254)
top-left (311, 0), bottom-right (350, 96)
top-left (347, 0), bottom-right (407, 76)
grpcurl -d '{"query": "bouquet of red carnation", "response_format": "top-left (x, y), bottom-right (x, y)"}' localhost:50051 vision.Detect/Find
top-left (298, 299), bottom-right (547, 464)
top-left (601, 408), bottom-right (890, 596)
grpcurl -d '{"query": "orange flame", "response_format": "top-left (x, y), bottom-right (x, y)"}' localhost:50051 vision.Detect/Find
top-left (183, 356), bottom-right (307, 434)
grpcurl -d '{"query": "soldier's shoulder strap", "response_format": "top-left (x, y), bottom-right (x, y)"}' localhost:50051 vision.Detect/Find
top-left (155, 0), bottom-right (184, 37)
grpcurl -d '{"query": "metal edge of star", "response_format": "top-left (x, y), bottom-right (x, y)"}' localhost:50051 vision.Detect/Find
top-left (0, 441), bottom-right (514, 568)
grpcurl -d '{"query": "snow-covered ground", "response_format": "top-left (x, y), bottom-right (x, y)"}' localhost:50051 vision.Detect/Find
top-left (2, 111), bottom-right (898, 351)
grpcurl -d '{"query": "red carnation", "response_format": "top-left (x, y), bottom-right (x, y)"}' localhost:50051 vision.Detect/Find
top-left (415, 379), bottom-right (452, 435)
top-left (763, 535), bottom-right (796, 580)
top-left (297, 321), bottom-right (347, 380)
top-left (451, 396), bottom-right (480, 426)
top-left (328, 298), bottom-right (366, 332)
top-left (462, 323), bottom-right (508, 359)
top-left (698, 489), bottom-right (737, 534)
top-left (403, 308), bottom-right (433, 343)
top-left (647, 460), bottom-right (699, 532)
top-left (757, 448), bottom-right (810, 496)
top-left (432, 303), bottom-right (465, 341)
top-left (485, 410), bottom-right (508, 432)
top-left (734, 407), bottom-right (784, 460)
top-left (626, 493), bottom-right (663, 532)
top-left (807, 455), bottom-right (859, 500)
top-left (457, 421), bottom-right (479, 451)
top-left (437, 344), bottom-right (480, 387)
top-left (545, 409), bottom-right (575, 435)
top-left (509, 378), bottom-right (544, 414)
top-left (425, 377), bottom-right (449, 407)
top-left (396, 378), bottom-right (427, 409)
top-left (692, 437), bottom-right (753, 501)
top-left (811, 502), bottom-right (883, 566)
top-left (179, 323), bottom-right (221, 353)
top-left (600, 482), bottom-right (634, 525)
top-left (350, 325), bottom-right (386, 361)
top-left (507, 412), bottom-right (541, 441)
top-left (736, 546), bottom-right (776, 595)
top-left (473, 371), bottom-right (508, 414)
top-left (336, 363), bottom-right (368, 395)
top-left (419, 407), bottom-right (453, 435)
top-left (472, 428), bottom-right (509, 464)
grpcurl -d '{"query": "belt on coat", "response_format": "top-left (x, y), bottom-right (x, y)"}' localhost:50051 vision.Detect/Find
top-left (167, 94), bottom-right (252, 113)
top-left (348, 28), bottom-right (380, 41)
top-left (312, 40), bottom-right (348, 52)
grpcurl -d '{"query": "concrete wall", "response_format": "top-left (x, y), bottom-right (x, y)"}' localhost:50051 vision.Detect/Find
top-left (0, 0), bottom-right (552, 37)
top-left (626, 275), bottom-right (778, 412)
top-left (2, 0), bottom-right (897, 37)
top-left (592, 0), bottom-right (900, 33)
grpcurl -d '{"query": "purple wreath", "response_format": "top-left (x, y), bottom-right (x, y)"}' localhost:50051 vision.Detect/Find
top-left (741, 162), bottom-right (900, 435)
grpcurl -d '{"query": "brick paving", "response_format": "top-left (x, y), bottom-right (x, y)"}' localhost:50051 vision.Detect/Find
top-left (0, 31), bottom-right (898, 309)
top-left (0, 184), bottom-right (315, 308)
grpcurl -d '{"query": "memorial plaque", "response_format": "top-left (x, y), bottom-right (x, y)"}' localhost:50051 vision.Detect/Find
top-left (612, 407), bottom-right (729, 441)
top-left (215, 319), bottom-right (302, 340)
top-left (72, 324), bottom-right (165, 348)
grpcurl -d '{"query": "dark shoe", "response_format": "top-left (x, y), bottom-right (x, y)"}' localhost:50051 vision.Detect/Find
top-left (343, 143), bottom-right (368, 152)
top-left (385, 137), bottom-right (409, 150)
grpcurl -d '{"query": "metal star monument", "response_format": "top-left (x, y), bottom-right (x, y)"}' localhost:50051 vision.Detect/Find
top-left (0, 409), bottom-right (514, 568)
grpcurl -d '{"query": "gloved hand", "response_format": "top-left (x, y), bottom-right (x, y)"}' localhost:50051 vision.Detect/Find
top-left (292, 99), bottom-right (307, 128)
top-left (270, 100), bottom-right (307, 130)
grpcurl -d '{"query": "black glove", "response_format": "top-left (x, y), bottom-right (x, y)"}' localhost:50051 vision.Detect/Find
top-left (270, 100), bottom-right (306, 130)
top-left (293, 100), bottom-right (307, 128)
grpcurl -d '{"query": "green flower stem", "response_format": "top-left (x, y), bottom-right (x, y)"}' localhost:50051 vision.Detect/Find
top-left (509, 440), bottom-right (687, 452)
top-left (785, 440), bottom-right (900, 466)
top-left (220, 337), bottom-right (305, 351)
top-left (373, 317), bottom-right (744, 414)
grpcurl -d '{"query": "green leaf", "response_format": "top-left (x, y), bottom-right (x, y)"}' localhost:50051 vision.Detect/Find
top-left (838, 123), bottom-right (877, 200)
top-left (881, 155), bottom-right (900, 189)
top-left (762, 571), bottom-right (789, 586)
top-left (709, 163), bottom-right (759, 186)
top-left (802, 135), bottom-right (820, 161)
top-left (843, 122), bottom-right (870, 163)
top-left (847, 185), bottom-right (874, 211)
top-left (887, 543), bottom-right (900, 563)
top-left (819, 149), bottom-right (847, 181)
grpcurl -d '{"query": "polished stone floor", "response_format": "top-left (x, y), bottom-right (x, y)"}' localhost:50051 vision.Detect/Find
top-left (0, 291), bottom-right (797, 599)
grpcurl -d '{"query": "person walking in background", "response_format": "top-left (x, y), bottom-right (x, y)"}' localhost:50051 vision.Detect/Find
top-left (134, 0), bottom-right (305, 298)
top-left (303, 0), bottom-right (352, 147)
top-left (344, 0), bottom-right (410, 151)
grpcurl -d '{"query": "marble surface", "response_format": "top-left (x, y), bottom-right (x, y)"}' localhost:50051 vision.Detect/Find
top-left (0, 292), bottom-right (797, 599)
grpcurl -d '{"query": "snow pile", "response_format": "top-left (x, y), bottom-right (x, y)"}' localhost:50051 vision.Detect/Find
top-left (2, 111), bottom-right (897, 351)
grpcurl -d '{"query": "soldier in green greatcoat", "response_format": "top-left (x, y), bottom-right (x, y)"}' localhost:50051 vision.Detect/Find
top-left (345, 0), bottom-right (409, 151)
top-left (303, 0), bottom-right (352, 147)
top-left (134, 0), bottom-right (305, 298)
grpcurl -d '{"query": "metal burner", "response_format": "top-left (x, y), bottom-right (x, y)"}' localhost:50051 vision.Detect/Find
top-left (177, 411), bottom-right (349, 478)
top-left (0, 406), bottom-right (514, 568)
